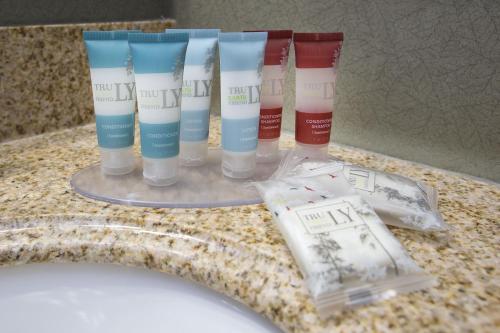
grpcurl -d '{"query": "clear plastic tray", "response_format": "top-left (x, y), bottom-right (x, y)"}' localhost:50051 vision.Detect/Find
top-left (71, 148), bottom-right (284, 208)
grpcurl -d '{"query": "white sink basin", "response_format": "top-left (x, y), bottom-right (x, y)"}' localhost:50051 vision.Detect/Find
top-left (0, 263), bottom-right (282, 333)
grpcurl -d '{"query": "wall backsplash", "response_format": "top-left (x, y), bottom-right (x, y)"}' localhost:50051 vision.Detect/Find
top-left (173, 0), bottom-right (500, 182)
top-left (0, 19), bottom-right (175, 142)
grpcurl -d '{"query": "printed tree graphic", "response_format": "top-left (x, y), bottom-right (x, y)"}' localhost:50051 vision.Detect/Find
top-left (310, 233), bottom-right (354, 284)
top-left (204, 44), bottom-right (217, 74)
top-left (173, 55), bottom-right (185, 81)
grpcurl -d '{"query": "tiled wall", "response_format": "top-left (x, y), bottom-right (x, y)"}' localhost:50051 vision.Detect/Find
top-left (0, 20), bottom-right (175, 142)
top-left (174, 0), bottom-right (500, 182)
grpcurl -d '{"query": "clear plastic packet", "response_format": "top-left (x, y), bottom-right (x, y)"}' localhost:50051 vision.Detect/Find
top-left (254, 172), bottom-right (435, 317)
top-left (271, 150), bottom-right (447, 232)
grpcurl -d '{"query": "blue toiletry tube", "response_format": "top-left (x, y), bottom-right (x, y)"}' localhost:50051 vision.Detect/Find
top-left (128, 33), bottom-right (189, 186)
top-left (83, 30), bottom-right (140, 175)
top-left (218, 32), bottom-right (267, 179)
top-left (165, 29), bottom-right (220, 166)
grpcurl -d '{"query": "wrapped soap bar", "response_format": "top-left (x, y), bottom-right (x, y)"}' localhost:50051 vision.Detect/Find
top-left (255, 172), bottom-right (435, 317)
top-left (273, 151), bottom-right (447, 232)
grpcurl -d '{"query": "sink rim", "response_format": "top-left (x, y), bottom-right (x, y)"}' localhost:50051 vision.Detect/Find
top-left (0, 262), bottom-right (283, 333)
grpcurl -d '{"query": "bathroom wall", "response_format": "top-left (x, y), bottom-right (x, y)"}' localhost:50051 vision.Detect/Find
top-left (173, 0), bottom-right (500, 182)
top-left (0, 0), bottom-right (174, 26)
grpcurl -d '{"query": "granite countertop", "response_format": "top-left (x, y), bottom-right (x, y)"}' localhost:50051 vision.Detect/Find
top-left (0, 117), bottom-right (498, 333)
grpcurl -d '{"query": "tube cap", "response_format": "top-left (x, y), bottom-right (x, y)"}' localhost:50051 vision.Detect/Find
top-left (180, 141), bottom-right (209, 166)
top-left (256, 139), bottom-right (280, 163)
top-left (222, 151), bottom-right (256, 179)
top-left (100, 147), bottom-right (135, 175)
top-left (142, 157), bottom-right (179, 186)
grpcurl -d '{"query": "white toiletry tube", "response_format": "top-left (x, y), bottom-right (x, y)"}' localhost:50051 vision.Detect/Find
top-left (165, 29), bottom-right (220, 166)
top-left (83, 30), bottom-right (140, 175)
top-left (128, 33), bottom-right (189, 186)
top-left (218, 32), bottom-right (267, 179)
top-left (245, 30), bottom-right (293, 163)
top-left (293, 32), bottom-right (344, 159)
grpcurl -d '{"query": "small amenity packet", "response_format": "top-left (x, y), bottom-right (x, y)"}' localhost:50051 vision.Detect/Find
top-left (272, 151), bottom-right (447, 232)
top-left (254, 172), bottom-right (435, 317)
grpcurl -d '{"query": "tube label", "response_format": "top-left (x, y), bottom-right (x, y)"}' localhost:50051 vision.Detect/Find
top-left (295, 68), bottom-right (336, 112)
top-left (180, 109), bottom-right (210, 142)
top-left (220, 70), bottom-right (263, 152)
top-left (261, 65), bottom-right (285, 108)
top-left (259, 64), bottom-right (285, 140)
top-left (139, 121), bottom-right (180, 158)
top-left (258, 108), bottom-right (282, 139)
top-left (222, 117), bottom-right (259, 152)
top-left (135, 73), bottom-right (182, 123)
top-left (135, 73), bottom-right (182, 159)
top-left (95, 114), bottom-right (135, 148)
top-left (90, 68), bottom-right (136, 114)
top-left (295, 111), bottom-right (333, 145)
top-left (295, 67), bottom-right (336, 145)
top-left (221, 70), bottom-right (262, 117)
top-left (89, 68), bottom-right (136, 149)
top-left (180, 64), bottom-right (213, 142)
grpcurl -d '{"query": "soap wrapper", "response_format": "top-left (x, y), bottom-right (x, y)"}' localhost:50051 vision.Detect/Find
top-left (272, 150), bottom-right (447, 232)
top-left (255, 172), bottom-right (435, 317)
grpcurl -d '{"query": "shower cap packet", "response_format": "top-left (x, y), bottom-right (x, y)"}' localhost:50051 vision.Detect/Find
top-left (254, 172), bottom-right (435, 317)
top-left (272, 151), bottom-right (447, 232)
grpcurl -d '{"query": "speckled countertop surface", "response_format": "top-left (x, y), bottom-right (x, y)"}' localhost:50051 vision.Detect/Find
top-left (0, 118), bottom-right (498, 333)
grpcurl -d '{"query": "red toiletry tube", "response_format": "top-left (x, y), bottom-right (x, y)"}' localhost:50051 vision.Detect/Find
top-left (293, 32), bottom-right (343, 158)
top-left (246, 30), bottom-right (293, 162)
